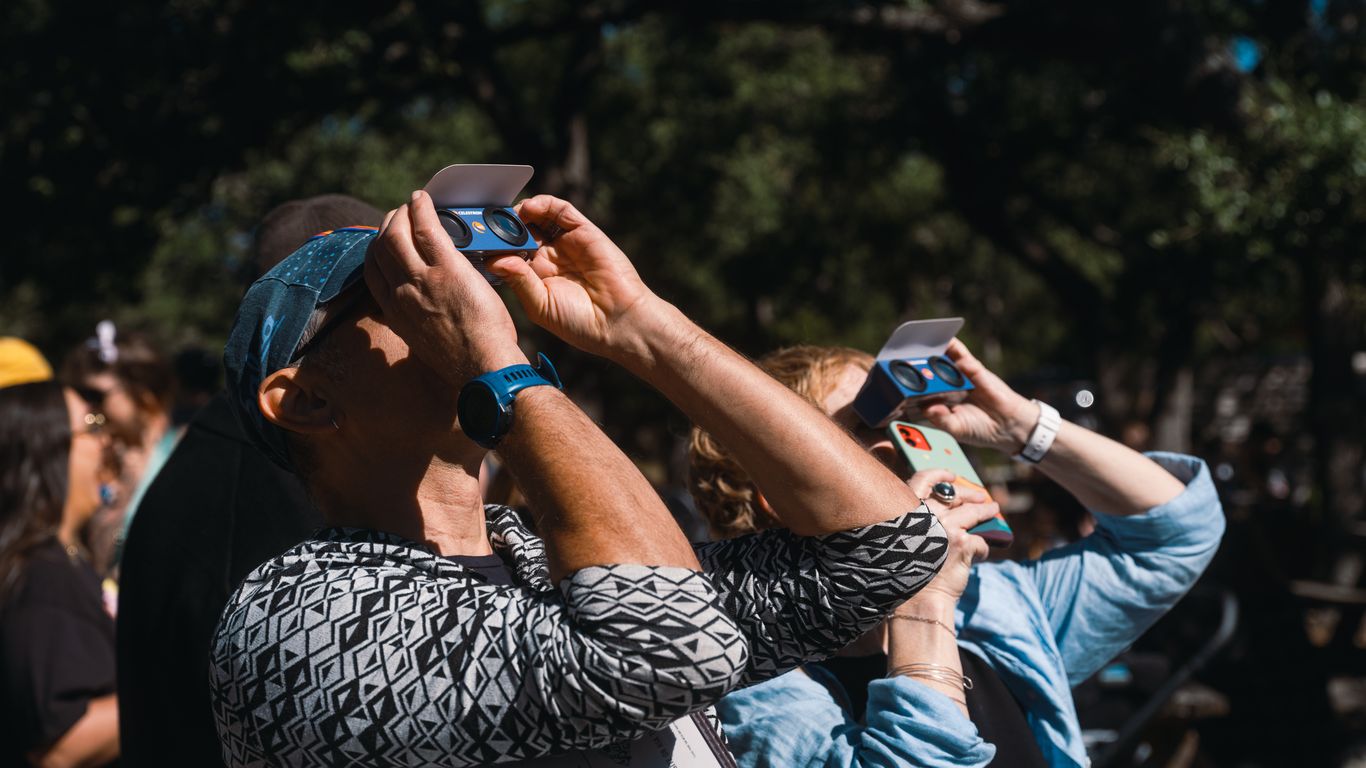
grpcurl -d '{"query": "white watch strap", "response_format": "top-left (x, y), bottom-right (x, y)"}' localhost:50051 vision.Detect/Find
top-left (1016, 399), bottom-right (1061, 464)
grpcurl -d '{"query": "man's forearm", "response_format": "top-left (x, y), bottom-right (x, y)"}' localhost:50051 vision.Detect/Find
top-left (612, 298), bottom-right (921, 536)
top-left (495, 385), bottom-right (699, 580)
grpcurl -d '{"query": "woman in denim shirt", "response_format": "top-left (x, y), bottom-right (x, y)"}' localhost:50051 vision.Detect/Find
top-left (689, 341), bottom-right (1224, 768)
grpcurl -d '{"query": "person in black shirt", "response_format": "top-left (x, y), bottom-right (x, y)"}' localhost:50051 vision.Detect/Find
top-left (115, 195), bottom-right (380, 766)
top-left (0, 380), bottom-right (119, 766)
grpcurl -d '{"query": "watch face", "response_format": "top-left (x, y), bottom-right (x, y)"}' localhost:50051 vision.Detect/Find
top-left (457, 383), bottom-right (502, 443)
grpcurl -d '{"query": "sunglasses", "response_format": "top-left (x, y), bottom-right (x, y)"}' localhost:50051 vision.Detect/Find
top-left (289, 280), bottom-right (376, 364)
top-left (74, 384), bottom-right (120, 408)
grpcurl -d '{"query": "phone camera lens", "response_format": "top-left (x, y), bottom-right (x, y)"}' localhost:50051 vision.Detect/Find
top-left (890, 360), bottom-right (928, 393)
top-left (438, 210), bottom-right (473, 248)
top-left (928, 356), bottom-right (964, 387)
top-left (484, 208), bottom-right (528, 246)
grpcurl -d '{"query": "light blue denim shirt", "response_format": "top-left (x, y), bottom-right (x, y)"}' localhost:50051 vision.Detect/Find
top-left (718, 453), bottom-right (1224, 768)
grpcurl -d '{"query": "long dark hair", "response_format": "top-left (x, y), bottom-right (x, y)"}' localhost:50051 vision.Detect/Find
top-left (0, 381), bottom-right (72, 601)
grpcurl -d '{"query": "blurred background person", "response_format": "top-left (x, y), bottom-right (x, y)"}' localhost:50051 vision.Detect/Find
top-left (60, 323), bottom-right (175, 578)
top-left (115, 194), bottom-right (376, 767)
top-left (0, 381), bottom-right (119, 767)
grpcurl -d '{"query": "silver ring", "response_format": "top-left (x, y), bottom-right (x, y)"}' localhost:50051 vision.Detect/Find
top-left (931, 482), bottom-right (957, 505)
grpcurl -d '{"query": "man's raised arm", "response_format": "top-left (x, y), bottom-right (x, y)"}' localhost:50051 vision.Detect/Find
top-left (494, 195), bottom-right (926, 537)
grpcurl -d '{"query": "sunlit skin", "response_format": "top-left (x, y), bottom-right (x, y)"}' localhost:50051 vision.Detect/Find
top-left (77, 371), bottom-right (166, 452)
top-left (263, 288), bottom-right (496, 557)
top-left (60, 388), bottom-right (110, 548)
top-left (807, 365), bottom-right (995, 664)
top-left (824, 364), bottom-right (902, 473)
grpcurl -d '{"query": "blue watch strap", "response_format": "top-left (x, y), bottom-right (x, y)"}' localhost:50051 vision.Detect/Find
top-left (459, 354), bottom-right (563, 449)
top-left (474, 353), bottom-right (562, 403)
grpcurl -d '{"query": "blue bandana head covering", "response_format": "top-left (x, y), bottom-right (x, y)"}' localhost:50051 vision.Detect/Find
top-left (223, 227), bottom-right (379, 470)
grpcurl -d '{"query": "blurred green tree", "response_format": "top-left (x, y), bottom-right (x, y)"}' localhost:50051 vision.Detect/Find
top-left (5, 3), bottom-right (1366, 760)
top-left (1, 0), bottom-right (1360, 519)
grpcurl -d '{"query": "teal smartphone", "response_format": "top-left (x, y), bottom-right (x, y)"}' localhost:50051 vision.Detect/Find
top-left (887, 421), bottom-right (1014, 547)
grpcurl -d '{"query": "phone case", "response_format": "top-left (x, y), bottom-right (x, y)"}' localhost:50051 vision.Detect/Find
top-left (887, 421), bottom-right (1014, 547)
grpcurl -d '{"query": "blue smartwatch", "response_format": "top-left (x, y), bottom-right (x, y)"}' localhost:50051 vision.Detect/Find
top-left (457, 353), bottom-right (563, 449)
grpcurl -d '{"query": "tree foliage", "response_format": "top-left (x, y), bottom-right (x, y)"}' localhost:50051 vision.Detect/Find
top-left (5, 2), bottom-right (1366, 759)
top-left (2, 0), bottom-right (1361, 501)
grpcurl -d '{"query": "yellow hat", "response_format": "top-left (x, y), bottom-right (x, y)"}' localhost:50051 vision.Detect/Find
top-left (0, 337), bottom-right (54, 389)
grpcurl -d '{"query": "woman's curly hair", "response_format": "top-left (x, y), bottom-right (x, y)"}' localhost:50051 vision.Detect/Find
top-left (688, 345), bottom-right (874, 540)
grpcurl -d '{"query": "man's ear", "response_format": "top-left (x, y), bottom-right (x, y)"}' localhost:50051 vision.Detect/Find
top-left (258, 368), bottom-right (337, 435)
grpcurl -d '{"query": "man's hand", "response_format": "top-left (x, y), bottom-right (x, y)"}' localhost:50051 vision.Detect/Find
top-left (364, 191), bottom-right (528, 386)
top-left (498, 197), bottom-right (927, 538)
top-left (488, 195), bottom-right (657, 362)
top-left (921, 338), bottom-right (1038, 454)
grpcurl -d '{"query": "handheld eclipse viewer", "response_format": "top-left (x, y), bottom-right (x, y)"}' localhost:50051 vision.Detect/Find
top-left (853, 317), bottom-right (975, 428)
top-left (424, 163), bottom-right (539, 284)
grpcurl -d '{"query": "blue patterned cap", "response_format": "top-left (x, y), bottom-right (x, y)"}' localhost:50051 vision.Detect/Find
top-left (224, 227), bottom-right (379, 470)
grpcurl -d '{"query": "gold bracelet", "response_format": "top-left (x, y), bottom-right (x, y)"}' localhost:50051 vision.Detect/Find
top-left (888, 663), bottom-right (974, 691)
top-left (895, 670), bottom-right (974, 693)
top-left (891, 613), bottom-right (957, 639)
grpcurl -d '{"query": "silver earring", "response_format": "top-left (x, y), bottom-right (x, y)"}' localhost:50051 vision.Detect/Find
top-left (331, 417), bottom-right (340, 431)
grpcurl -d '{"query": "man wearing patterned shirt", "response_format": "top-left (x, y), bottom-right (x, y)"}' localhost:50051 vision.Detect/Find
top-left (211, 191), bottom-right (949, 766)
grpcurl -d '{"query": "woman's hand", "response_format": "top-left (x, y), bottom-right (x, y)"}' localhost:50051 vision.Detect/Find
top-left (882, 470), bottom-right (996, 717)
top-left (489, 195), bottom-right (660, 363)
top-left (902, 469), bottom-right (997, 608)
top-left (926, 340), bottom-right (1188, 517)
top-left (921, 338), bottom-right (1038, 454)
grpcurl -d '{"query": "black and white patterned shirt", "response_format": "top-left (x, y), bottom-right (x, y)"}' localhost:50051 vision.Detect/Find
top-left (210, 505), bottom-right (946, 766)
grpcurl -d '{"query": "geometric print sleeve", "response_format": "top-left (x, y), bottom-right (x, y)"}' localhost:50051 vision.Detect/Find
top-left (209, 530), bottom-right (748, 767)
top-left (694, 504), bottom-right (947, 687)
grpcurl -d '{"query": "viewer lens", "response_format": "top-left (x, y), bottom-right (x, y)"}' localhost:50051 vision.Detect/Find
top-left (890, 361), bottom-right (928, 393)
top-left (438, 210), bottom-right (473, 248)
top-left (484, 208), bottom-right (527, 245)
top-left (928, 356), bottom-right (964, 387)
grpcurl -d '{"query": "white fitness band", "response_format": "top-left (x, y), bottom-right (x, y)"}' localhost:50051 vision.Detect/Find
top-left (1015, 399), bottom-right (1061, 464)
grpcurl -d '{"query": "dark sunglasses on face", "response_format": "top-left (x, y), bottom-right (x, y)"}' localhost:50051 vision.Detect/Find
top-left (74, 385), bottom-right (110, 408)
